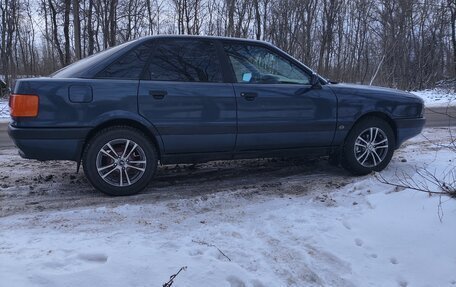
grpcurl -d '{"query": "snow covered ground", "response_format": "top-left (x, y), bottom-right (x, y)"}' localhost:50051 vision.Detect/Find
top-left (0, 128), bottom-right (455, 287)
top-left (411, 89), bottom-right (455, 107)
top-left (0, 100), bottom-right (8, 119)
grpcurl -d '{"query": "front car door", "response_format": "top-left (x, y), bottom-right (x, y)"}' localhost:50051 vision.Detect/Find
top-left (138, 38), bottom-right (236, 154)
top-left (222, 41), bottom-right (337, 151)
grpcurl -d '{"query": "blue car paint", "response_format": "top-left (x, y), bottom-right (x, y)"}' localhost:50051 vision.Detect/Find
top-left (233, 83), bottom-right (338, 150)
top-left (8, 35), bottom-right (425, 164)
top-left (329, 83), bottom-right (424, 148)
top-left (137, 81), bottom-right (237, 154)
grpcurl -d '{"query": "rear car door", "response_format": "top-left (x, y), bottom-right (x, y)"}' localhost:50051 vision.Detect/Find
top-left (222, 41), bottom-right (337, 151)
top-left (138, 39), bottom-right (236, 154)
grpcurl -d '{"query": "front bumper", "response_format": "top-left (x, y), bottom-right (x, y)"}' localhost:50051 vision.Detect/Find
top-left (395, 117), bottom-right (426, 148)
top-left (8, 125), bottom-right (90, 161)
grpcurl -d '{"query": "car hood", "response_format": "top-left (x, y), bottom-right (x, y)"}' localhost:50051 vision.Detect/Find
top-left (328, 83), bottom-right (423, 103)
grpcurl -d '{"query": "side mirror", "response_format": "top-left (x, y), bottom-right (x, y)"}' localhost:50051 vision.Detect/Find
top-left (311, 73), bottom-right (321, 88)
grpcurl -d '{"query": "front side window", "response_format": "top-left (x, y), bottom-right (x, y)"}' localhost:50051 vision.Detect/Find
top-left (96, 42), bottom-right (153, 79)
top-left (146, 40), bottom-right (223, 83)
top-left (224, 43), bottom-right (310, 85)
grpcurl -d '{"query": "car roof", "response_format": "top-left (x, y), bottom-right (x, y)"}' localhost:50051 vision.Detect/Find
top-left (51, 35), bottom-right (276, 79)
top-left (138, 34), bottom-right (273, 46)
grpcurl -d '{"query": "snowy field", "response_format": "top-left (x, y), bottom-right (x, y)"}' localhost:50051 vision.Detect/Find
top-left (0, 100), bottom-right (8, 119)
top-left (0, 128), bottom-right (455, 287)
top-left (412, 89), bottom-right (456, 107)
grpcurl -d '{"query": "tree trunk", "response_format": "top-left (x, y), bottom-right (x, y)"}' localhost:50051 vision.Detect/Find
top-left (253, 0), bottom-right (261, 40)
top-left (64, 0), bottom-right (71, 65)
top-left (87, 0), bottom-right (94, 55)
top-left (48, 0), bottom-right (65, 67)
top-left (450, 0), bottom-right (456, 77)
top-left (73, 0), bottom-right (81, 59)
top-left (108, 0), bottom-right (118, 47)
top-left (226, 0), bottom-right (235, 37)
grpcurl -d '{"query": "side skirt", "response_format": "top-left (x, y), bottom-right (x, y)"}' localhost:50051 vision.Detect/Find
top-left (160, 146), bottom-right (333, 165)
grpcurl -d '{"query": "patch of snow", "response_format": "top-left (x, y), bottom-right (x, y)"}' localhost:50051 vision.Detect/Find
top-left (412, 89), bottom-right (456, 107)
top-left (0, 128), bottom-right (455, 286)
top-left (0, 100), bottom-right (9, 119)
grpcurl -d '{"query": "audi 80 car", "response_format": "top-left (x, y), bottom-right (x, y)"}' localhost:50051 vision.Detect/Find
top-left (8, 35), bottom-right (425, 195)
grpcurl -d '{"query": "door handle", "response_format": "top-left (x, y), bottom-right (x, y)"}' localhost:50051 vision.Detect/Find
top-left (240, 92), bottom-right (257, 101)
top-left (149, 90), bottom-right (167, 100)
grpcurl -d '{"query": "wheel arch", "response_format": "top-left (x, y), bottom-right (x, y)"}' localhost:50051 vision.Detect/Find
top-left (339, 111), bottom-right (397, 175)
top-left (330, 111), bottom-right (398, 165)
top-left (79, 118), bottom-right (164, 165)
top-left (348, 111), bottom-right (397, 146)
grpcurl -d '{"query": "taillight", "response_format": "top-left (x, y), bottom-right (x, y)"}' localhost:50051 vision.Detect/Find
top-left (10, 94), bottom-right (39, 117)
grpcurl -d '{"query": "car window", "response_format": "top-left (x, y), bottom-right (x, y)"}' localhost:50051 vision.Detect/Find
top-left (224, 43), bottom-right (310, 85)
top-left (52, 40), bottom-right (139, 78)
top-left (146, 39), bottom-right (223, 83)
top-left (96, 42), bottom-right (153, 79)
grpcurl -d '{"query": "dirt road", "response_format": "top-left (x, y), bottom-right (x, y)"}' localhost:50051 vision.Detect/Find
top-left (0, 107), bottom-right (454, 218)
top-left (424, 106), bottom-right (456, 127)
top-left (0, 147), bottom-right (355, 217)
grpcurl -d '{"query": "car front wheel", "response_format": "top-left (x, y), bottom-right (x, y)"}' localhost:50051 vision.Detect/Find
top-left (82, 126), bottom-right (157, 196)
top-left (342, 117), bottom-right (395, 175)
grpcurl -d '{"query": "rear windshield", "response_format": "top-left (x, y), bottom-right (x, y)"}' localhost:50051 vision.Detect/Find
top-left (51, 40), bottom-right (138, 78)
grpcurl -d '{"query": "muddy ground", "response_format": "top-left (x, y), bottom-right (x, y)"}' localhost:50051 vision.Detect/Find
top-left (0, 147), bottom-right (360, 217)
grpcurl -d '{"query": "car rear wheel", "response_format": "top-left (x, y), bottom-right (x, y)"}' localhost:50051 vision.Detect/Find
top-left (342, 117), bottom-right (395, 175)
top-left (82, 127), bottom-right (157, 196)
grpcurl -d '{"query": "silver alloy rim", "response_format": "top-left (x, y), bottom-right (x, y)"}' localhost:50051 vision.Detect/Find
top-left (354, 127), bottom-right (389, 168)
top-left (96, 139), bottom-right (147, 187)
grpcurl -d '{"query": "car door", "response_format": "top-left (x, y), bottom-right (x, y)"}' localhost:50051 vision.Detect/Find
top-left (138, 38), bottom-right (236, 154)
top-left (222, 41), bottom-right (337, 151)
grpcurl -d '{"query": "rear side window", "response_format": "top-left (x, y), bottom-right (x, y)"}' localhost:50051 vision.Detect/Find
top-left (96, 42), bottom-right (153, 79)
top-left (146, 40), bottom-right (223, 83)
top-left (52, 40), bottom-right (137, 78)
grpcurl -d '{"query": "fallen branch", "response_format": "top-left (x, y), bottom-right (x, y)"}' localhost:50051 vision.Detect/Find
top-left (0, 104), bottom-right (7, 113)
top-left (162, 266), bottom-right (187, 287)
top-left (375, 169), bottom-right (456, 198)
top-left (375, 116), bottom-right (456, 223)
top-left (376, 170), bottom-right (456, 222)
top-left (192, 240), bottom-right (231, 261)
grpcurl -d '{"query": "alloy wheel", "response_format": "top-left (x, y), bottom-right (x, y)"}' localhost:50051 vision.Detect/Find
top-left (354, 127), bottom-right (389, 168)
top-left (96, 139), bottom-right (147, 187)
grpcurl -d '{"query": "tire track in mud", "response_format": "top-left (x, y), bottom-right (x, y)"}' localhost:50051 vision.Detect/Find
top-left (0, 148), bottom-right (352, 217)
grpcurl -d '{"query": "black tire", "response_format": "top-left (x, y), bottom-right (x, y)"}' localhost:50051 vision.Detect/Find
top-left (341, 117), bottom-right (395, 175)
top-left (82, 126), bottom-right (158, 196)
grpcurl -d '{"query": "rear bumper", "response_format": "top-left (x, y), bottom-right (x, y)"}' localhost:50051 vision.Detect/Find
top-left (8, 125), bottom-right (90, 161)
top-left (395, 117), bottom-right (426, 148)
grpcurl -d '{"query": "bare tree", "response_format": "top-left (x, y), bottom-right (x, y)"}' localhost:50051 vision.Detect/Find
top-left (0, 0), bottom-right (19, 87)
top-left (449, 0), bottom-right (456, 76)
top-left (73, 0), bottom-right (82, 60)
top-left (0, 0), bottom-right (455, 92)
top-left (64, 0), bottom-right (71, 65)
top-left (47, 0), bottom-right (65, 66)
